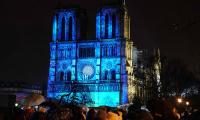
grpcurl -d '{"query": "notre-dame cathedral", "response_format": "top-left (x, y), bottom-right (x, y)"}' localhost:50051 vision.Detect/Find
top-left (47, 1), bottom-right (137, 107)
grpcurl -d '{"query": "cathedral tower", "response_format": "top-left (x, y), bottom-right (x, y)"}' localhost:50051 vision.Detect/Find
top-left (48, 1), bottom-right (134, 107)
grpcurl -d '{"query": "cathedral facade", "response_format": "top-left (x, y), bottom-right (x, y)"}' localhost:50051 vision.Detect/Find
top-left (47, 2), bottom-right (134, 107)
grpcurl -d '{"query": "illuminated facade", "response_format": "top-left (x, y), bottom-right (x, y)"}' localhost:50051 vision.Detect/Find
top-left (47, 2), bottom-right (134, 107)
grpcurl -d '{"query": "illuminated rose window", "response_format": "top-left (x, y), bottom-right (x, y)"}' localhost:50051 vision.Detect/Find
top-left (81, 64), bottom-right (95, 80)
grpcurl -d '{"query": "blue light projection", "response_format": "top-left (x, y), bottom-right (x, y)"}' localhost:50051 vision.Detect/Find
top-left (96, 12), bottom-right (101, 39)
top-left (52, 10), bottom-right (77, 41)
top-left (48, 6), bottom-right (130, 107)
top-left (96, 8), bottom-right (120, 39)
top-left (52, 16), bottom-right (57, 41)
top-left (80, 64), bottom-right (95, 81)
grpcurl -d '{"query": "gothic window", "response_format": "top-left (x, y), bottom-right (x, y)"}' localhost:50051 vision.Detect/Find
top-left (79, 47), bottom-right (95, 58)
top-left (67, 47), bottom-right (72, 58)
top-left (68, 17), bottom-right (72, 41)
top-left (60, 71), bottom-right (64, 81)
top-left (61, 17), bottom-right (65, 41)
top-left (111, 70), bottom-right (116, 81)
top-left (112, 14), bottom-right (116, 38)
top-left (105, 14), bottom-right (109, 39)
top-left (65, 49), bottom-right (67, 58)
top-left (102, 47), bottom-right (105, 56)
top-left (67, 71), bottom-right (71, 81)
top-left (105, 47), bottom-right (108, 56)
top-left (88, 48), bottom-right (91, 57)
top-left (111, 46), bottom-right (114, 56)
top-left (108, 46), bottom-right (111, 56)
top-left (92, 48), bottom-right (95, 57)
top-left (113, 46), bottom-right (117, 56)
top-left (102, 45), bottom-right (118, 57)
top-left (105, 70), bottom-right (108, 80)
top-left (101, 46), bottom-right (105, 56)
top-left (79, 48), bottom-right (83, 58)
top-left (102, 46), bottom-right (114, 57)
top-left (60, 49), bottom-right (65, 59)
top-left (58, 50), bottom-right (61, 59)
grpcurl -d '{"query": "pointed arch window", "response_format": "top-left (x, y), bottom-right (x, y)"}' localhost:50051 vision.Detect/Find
top-left (111, 70), bottom-right (116, 81)
top-left (105, 46), bottom-right (108, 57)
top-left (105, 14), bottom-right (109, 39)
top-left (105, 70), bottom-right (108, 80)
top-left (67, 71), bottom-right (71, 81)
top-left (111, 45), bottom-right (117, 56)
top-left (60, 71), bottom-right (64, 81)
top-left (111, 46), bottom-right (114, 56)
top-left (68, 17), bottom-right (72, 41)
top-left (112, 14), bottom-right (116, 38)
top-left (61, 17), bottom-right (65, 41)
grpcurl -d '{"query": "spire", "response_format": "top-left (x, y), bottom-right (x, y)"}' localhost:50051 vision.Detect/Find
top-left (121, 0), bottom-right (128, 11)
top-left (123, 0), bottom-right (126, 5)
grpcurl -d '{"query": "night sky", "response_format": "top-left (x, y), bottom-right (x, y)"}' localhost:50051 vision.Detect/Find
top-left (0, 0), bottom-right (200, 85)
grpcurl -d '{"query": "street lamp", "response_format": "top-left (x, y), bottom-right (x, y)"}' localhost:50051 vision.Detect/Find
top-left (177, 98), bottom-right (182, 103)
top-left (15, 103), bottom-right (19, 107)
top-left (186, 101), bottom-right (190, 106)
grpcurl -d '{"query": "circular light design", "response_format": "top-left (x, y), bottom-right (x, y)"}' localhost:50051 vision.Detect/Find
top-left (82, 65), bottom-right (94, 76)
top-left (81, 64), bottom-right (95, 80)
top-left (106, 62), bottom-right (112, 70)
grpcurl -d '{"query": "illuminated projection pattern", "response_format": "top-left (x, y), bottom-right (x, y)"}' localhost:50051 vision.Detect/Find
top-left (81, 64), bottom-right (95, 80)
top-left (48, 5), bottom-right (133, 107)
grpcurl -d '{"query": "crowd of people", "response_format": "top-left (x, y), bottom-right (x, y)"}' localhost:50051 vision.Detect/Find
top-left (1, 97), bottom-right (200, 120)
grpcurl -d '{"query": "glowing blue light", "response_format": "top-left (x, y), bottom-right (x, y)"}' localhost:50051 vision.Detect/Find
top-left (96, 13), bottom-right (100, 39)
top-left (108, 15), bottom-right (112, 38)
top-left (52, 16), bottom-right (57, 41)
top-left (48, 7), bottom-right (130, 107)
top-left (90, 92), bottom-right (120, 107)
top-left (82, 65), bottom-right (94, 76)
top-left (55, 10), bottom-right (77, 41)
top-left (96, 8), bottom-right (120, 39)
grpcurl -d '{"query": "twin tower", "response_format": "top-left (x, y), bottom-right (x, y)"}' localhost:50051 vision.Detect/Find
top-left (48, 1), bottom-right (134, 107)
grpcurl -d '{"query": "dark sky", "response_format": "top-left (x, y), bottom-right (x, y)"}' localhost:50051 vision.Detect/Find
top-left (0, 0), bottom-right (200, 84)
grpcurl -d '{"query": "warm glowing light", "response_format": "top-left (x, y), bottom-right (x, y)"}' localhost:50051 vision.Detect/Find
top-left (15, 103), bottom-right (18, 107)
top-left (186, 101), bottom-right (190, 106)
top-left (35, 105), bottom-right (39, 109)
top-left (177, 98), bottom-right (182, 103)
